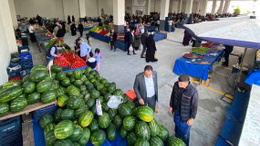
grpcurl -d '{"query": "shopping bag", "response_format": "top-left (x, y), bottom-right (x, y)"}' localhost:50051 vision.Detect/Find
top-left (129, 46), bottom-right (133, 52)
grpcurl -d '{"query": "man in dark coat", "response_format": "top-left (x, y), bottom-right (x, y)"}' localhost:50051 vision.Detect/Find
top-left (134, 65), bottom-right (158, 111)
top-left (124, 29), bottom-right (136, 55)
top-left (169, 75), bottom-right (198, 146)
top-left (78, 22), bottom-right (84, 37)
top-left (110, 29), bottom-right (117, 51)
top-left (141, 30), bottom-right (149, 58)
top-left (222, 45), bottom-right (234, 67)
top-left (146, 34), bottom-right (157, 62)
top-left (68, 15), bottom-right (71, 25)
top-left (70, 22), bottom-right (77, 36)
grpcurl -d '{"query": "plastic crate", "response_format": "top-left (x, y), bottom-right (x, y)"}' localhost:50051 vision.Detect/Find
top-left (18, 46), bottom-right (30, 54)
top-left (9, 62), bottom-right (21, 68)
top-left (0, 116), bottom-right (21, 127)
top-left (7, 65), bottom-right (21, 74)
top-left (8, 71), bottom-right (20, 79)
top-left (11, 52), bottom-right (20, 59)
top-left (32, 105), bottom-right (58, 122)
top-left (9, 76), bottom-right (21, 81)
top-left (21, 60), bottom-right (33, 70)
top-left (20, 52), bottom-right (32, 61)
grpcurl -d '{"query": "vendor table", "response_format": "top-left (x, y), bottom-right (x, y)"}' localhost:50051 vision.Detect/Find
top-left (239, 84), bottom-right (260, 146)
top-left (173, 49), bottom-right (224, 81)
top-left (115, 40), bottom-right (127, 51)
top-left (35, 31), bottom-right (52, 52)
top-left (89, 31), bottom-right (110, 43)
top-left (84, 26), bottom-right (95, 31)
top-left (0, 101), bottom-right (57, 121)
top-left (153, 32), bottom-right (167, 42)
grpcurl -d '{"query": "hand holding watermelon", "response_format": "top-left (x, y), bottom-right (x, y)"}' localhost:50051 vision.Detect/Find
top-left (139, 99), bottom-right (144, 105)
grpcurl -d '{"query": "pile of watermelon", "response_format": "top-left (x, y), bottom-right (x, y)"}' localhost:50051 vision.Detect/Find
top-left (53, 52), bottom-right (87, 69)
top-left (37, 66), bottom-right (185, 146)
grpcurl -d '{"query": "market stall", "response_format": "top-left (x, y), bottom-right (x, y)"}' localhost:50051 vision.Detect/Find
top-left (34, 28), bottom-right (53, 52)
top-left (173, 46), bottom-right (224, 81)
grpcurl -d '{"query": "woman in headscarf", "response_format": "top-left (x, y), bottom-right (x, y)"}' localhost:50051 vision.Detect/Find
top-left (70, 22), bottom-right (77, 36)
top-left (68, 15), bottom-right (71, 25)
top-left (146, 34), bottom-right (158, 62)
top-left (133, 28), bottom-right (141, 50)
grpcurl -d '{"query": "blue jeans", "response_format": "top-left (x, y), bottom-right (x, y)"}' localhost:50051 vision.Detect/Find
top-left (174, 111), bottom-right (191, 146)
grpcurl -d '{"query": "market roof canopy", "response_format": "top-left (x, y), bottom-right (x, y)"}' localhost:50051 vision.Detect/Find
top-left (184, 16), bottom-right (260, 49)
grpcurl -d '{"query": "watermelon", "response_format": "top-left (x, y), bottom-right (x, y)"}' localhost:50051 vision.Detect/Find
top-left (80, 75), bottom-right (87, 82)
top-left (56, 71), bottom-right (66, 81)
top-left (84, 92), bottom-right (91, 102)
top-left (80, 85), bottom-right (87, 92)
top-left (70, 76), bottom-right (76, 83)
top-left (150, 136), bottom-right (164, 146)
top-left (41, 90), bottom-right (57, 103)
top-left (61, 109), bottom-right (75, 120)
top-left (51, 72), bottom-right (56, 79)
top-left (104, 93), bottom-right (112, 101)
top-left (45, 130), bottom-right (57, 146)
top-left (100, 79), bottom-right (108, 84)
top-left (22, 75), bottom-right (31, 82)
top-left (123, 116), bottom-right (136, 131)
top-left (56, 87), bottom-right (65, 96)
top-left (120, 126), bottom-right (128, 138)
top-left (167, 136), bottom-right (185, 146)
top-left (158, 125), bottom-right (169, 141)
top-left (113, 89), bottom-right (123, 96)
top-left (86, 98), bottom-right (95, 108)
top-left (51, 81), bottom-right (60, 90)
top-left (91, 106), bottom-right (97, 116)
top-left (78, 110), bottom-right (94, 127)
top-left (51, 65), bottom-right (62, 73)
top-left (108, 108), bottom-right (117, 118)
top-left (135, 121), bottom-right (151, 140)
top-left (127, 131), bottom-right (137, 145)
top-left (74, 70), bottom-right (82, 80)
top-left (61, 78), bottom-right (70, 87)
top-left (98, 112), bottom-right (111, 129)
top-left (67, 97), bottom-right (80, 109)
top-left (137, 106), bottom-right (154, 122)
top-left (97, 84), bottom-right (104, 91)
top-left (3, 81), bottom-right (21, 89)
top-left (135, 138), bottom-right (150, 146)
top-left (22, 81), bottom-right (36, 94)
top-left (78, 128), bottom-right (91, 145)
top-left (73, 142), bottom-right (80, 146)
top-left (86, 67), bottom-right (92, 73)
top-left (148, 120), bottom-right (160, 136)
top-left (91, 90), bottom-right (100, 99)
top-left (90, 78), bottom-right (96, 83)
top-left (89, 119), bottom-right (99, 132)
top-left (54, 120), bottom-right (74, 139)
top-left (36, 79), bottom-right (52, 93)
top-left (101, 102), bottom-right (109, 112)
top-left (0, 103), bottom-right (9, 117)
top-left (39, 114), bottom-right (53, 129)
top-left (53, 108), bottom-right (63, 123)
top-left (74, 80), bottom-right (83, 87)
top-left (90, 130), bottom-right (106, 146)
top-left (10, 97), bottom-right (27, 112)
top-left (108, 83), bottom-right (116, 93)
top-left (70, 124), bottom-right (83, 142)
top-left (118, 104), bottom-right (132, 118)
top-left (68, 88), bottom-right (80, 97)
top-left (44, 123), bottom-right (55, 136)
top-left (31, 65), bottom-right (47, 73)
top-left (54, 139), bottom-right (70, 146)
top-left (66, 71), bottom-right (73, 77)
top-left (30, 70), bottom-right (48, 83)
top-left (107, 123), bottom-right (117, 141)
top-left (126, 101), bottom-right (135, 110)
top-left (17, 94), bottom-right (26, 98)
top-left (0, 86), bottom-right (23, 102)
top-left (113, 115), bottom-right (122, 129)
top-left (74, 106), bottom-right (87, 118)
top-left (27, 92), bottom-right (41, 104)
top-left (84, 80), bottom-right (90, 85)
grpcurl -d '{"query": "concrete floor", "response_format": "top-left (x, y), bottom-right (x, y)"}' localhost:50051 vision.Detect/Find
top-left (27, 28), bottom-right (243, 146)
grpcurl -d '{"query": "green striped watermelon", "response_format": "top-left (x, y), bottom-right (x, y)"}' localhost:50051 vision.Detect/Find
top-left (74, 80), bottom-right (83, 87)
top-left (135, 121), bottom-right (151, 140)
top-left (135, 138), bottom-right (150, 146)
top-left (86, 98), bottom-right (95, 108)
top-left (54, 139), bottom-right (70, 146)
top-left (61, 78), bottom-right (71, 87)
top-left (30, 70), bottom-right (48, 83)
top-left (39, 114), bottom-right (53, 129)
top-left (56, 71), bottom-right (66, 81)
top-left (53, 108), bottom-right (63, 123)
top-left (0, 86), bottom-right (23, 102)
top-left (36, 79), bottom-right (52, 93)
top-left (108, 108), bottom-right (117, 118)
top-left (31, 65), bottom-right (47, 73)
top-left (70, 124), bottom-right (83, 142)
top-left (123, 116), bottom-right (136, 131)
top-left (45, 130), bottom-right (57, 146)
top-left (120, 127), bottom-right (128, 138)
top-left (51, 65), bottom-right (62, 73)
top-left (150, 136), bottom-right (164, 146)
top-left (27, 92), bottom-right (41, 104)
top-left (54, 120), bottom-right (74, 139)
top-left (90, 130), bottom-right (106, 146)
top-left (118, 103), bottom-right (132, 118)
top-left (10, 97), bottom-right (27, 112)
top-left (67, 97), bottom-right (80, 109)
top-left (44, 123), bottom-right (55, 136)
top-left (0, 103), bottom-right (9, 117)
top-left (78, 110), bottom-right (94, 127)
top-left (98, 112), bottom-right (111, 129)
top-left (148, 120), bottom-right (160, 136)
top-left (57, 95), bottom-right (69, 107)
top-left (78, 128), bottom-right (91, 145)
top-left (158, 125), bottom-right (169, 141)
top-left (74, 70), bottom-right (82, 80)
top-left (127, 131), bottom-right (137, 145)
top-left (126, 101), bottom-right (135, 110)
top-left (167, 136), bottom-right (186, 146)
top-left (101, 102), bottom-right (109, 112)
top-left (61, 109), bottom-right (75, 120)
top-left (66, 71), bottom-right (73, 77)
top-left (3, 81), bottom-right (21, 89)
top-left (74, 106), bottom-right (87, 118)
top-left (137, 106), bottom-right (154, 122)
top-left (106, 123), bottom-right (117, 141)
top-left (89, 119), bottom-right (99, 132)
top-left (113, 115), bottom-right (122, 129)
top-left (22, 81), bottom-right (36, 94)
top-left (41, 90), bottom-right (57, 103)
top-left (56, 87), bottom-right (65, 96)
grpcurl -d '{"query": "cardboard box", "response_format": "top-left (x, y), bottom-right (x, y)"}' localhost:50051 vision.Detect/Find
top-left (200, 75), bottom-right (211, 87)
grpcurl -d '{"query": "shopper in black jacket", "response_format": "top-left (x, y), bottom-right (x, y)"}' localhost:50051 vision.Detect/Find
top-left (124, 29), bottom-right (136, 55)
top-left (169, 74), bottom-right (198, 146)
top-left (110, 29), bottom-right (117, 51)
top-left (78, 22), bottom-right (84, 37)
top-left (140, 30), bottom-right (148, 58)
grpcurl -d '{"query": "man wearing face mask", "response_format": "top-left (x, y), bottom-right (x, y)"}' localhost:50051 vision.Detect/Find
top-left (169, 74), bottom-right (198, 146)
top-left (134, 65), bottom-right (158, 111)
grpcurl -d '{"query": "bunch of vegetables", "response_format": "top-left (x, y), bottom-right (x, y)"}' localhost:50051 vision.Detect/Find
top-left (192, 47), bottom-right (210, 55)
top-left (54, 52), bottom-right (86, 69)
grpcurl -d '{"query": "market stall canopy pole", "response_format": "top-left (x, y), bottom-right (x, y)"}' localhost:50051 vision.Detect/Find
top-left (238, 48), bottom-right (248, 83)
top-left (183, 16), bottom-right (260, 49)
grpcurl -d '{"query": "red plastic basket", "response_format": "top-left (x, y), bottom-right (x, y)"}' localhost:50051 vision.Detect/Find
top-left (9, 77), bottom-right (21, 81)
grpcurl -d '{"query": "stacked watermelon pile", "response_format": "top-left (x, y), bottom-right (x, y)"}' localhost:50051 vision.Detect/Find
top-left (37, 66), bottom-right (185, 146)
top-left (53, 52), bottom-right (87, 69)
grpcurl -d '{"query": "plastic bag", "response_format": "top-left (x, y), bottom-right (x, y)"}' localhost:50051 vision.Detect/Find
top-left (107, 95), bottom-right (123, 109)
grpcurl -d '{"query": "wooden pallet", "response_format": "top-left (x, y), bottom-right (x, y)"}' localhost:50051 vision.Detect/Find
top-left (22, 120), bottom-right (35, 146)
top-left (0, 100), bottom-right (57, 121)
